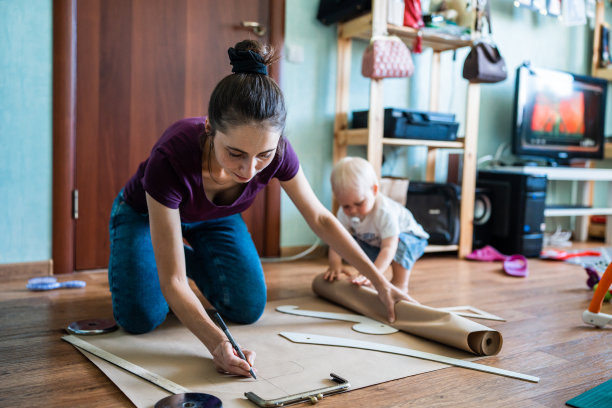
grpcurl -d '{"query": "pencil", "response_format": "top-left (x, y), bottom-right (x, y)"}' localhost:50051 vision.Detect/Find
top-left (212, 312), bottom-right (257, 380)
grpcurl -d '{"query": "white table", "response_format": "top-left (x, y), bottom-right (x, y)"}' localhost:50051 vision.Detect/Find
top-left (491, 166), bottom-right (612, 243)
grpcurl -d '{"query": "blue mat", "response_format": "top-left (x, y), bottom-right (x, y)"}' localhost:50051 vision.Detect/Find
top-left (566, 378), bottom-right (612, 408)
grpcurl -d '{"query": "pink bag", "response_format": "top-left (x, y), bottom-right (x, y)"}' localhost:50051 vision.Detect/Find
top-left (361, 36), bottom-right (414, 79)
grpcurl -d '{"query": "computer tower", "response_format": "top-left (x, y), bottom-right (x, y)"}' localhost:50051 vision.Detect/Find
top-left (475, 170), bottom-right (547, 257)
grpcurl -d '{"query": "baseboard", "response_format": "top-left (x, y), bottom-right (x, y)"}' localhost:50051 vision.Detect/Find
top-left (0, 260), bottom-right (54, 279)
top-left (279, 244), bottom-right (327, 260)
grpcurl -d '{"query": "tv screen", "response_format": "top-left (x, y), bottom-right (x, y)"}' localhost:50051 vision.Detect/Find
top-left (512, 64), bottom-right (607, 165)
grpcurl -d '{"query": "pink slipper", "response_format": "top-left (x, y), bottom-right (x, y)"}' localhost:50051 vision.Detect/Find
top-left (466, 245), bottom-right (508, 262)
top-left (503, 254), bottom-right (528, 277)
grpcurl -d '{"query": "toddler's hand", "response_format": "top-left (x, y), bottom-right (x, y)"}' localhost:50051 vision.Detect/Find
top-left (323, 266), bottom-right (351, 282)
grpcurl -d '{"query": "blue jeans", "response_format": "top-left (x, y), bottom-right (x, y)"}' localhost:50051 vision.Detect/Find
top-left (108, 192), bottom-right (266, 334)
top-left (355, 233), bottom-right (427, 271)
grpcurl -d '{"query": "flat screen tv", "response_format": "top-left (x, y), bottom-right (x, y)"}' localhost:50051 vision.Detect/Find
top-left (512, 63), bottom-right (607, 165)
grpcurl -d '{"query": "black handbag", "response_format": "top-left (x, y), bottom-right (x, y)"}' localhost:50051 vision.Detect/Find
top-left (405, 182), bottom-right (461, 245)
top-left (316, 0), bottom-right (371, 25)
top-left (462, 1), bottom-right (507, 84)
top-left (462, 42), bottom-right (508, 84)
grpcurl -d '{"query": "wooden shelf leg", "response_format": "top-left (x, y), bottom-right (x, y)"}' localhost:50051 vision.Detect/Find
top-left (425, 148), bottom-right (437, 182)
top-left (575, 180), bottom-right (591, 242)
top-left (458, 83), bottom-right (480, 258)
top-left (333, 34), bottom-right (352, 165)
top-left (367, 79), bottom-right (384, 178)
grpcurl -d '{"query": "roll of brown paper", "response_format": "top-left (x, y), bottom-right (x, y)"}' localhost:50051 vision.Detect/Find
top-left (312, 274), bottom-right (502, 356)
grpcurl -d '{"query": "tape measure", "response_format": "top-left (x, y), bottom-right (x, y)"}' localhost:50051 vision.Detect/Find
top-left (62, 335), bottom-right (191, 395)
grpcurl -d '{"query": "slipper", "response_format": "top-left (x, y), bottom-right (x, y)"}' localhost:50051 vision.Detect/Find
top-left (503, 254), bottom-right (528, 277)
top-left (26, 276), bottom-right (86, 291)
top-left (466, 245), bottom-right (508, 262)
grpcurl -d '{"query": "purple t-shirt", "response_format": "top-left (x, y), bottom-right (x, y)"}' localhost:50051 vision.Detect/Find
top-left (122, 117), bottom-right (300, 222)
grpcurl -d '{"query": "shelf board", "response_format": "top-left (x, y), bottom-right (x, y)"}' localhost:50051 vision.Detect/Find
top-left (591, 67), bottom-right (612, 81)
top-left (494, 166), bottom-right (612, 181)
top-left (382, 137), bottom-right (464, 148)
top-left (544, 207), bottom-right (612, 217)
top-left (424, 244), bottom-right (458, 253)
top-left (337, 129), bottom-right (464, 148)
top-left (339, 13), bottom-right (472, 52)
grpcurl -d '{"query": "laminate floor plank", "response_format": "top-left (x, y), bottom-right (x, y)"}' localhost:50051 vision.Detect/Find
top-left (1, 244), bottom-right (611, 407)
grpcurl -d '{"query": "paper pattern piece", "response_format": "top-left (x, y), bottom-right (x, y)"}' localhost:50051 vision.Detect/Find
top-left (438, 306), bottom-right (506, 321)
top-left (280, 332), bottom-right (538, 382)
top-left (276, 305), bottom-right (399, 334)
top-left (72, 296), bottom-right (480, 408)
top-left (311, 274), bottom-right (503, 355)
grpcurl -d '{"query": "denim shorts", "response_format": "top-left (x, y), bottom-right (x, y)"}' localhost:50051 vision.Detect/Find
top-left (107, 191), bottom-right (266, 334)
top-left (355, 232), bottom-right (427, 271)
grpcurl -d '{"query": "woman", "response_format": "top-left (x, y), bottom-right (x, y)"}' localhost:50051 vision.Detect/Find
top-left (108, 39), bottom-right (411, 378)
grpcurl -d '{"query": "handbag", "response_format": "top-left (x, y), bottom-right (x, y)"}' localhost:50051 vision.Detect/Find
top-left (405, 182), bottom-right (461, 245)
top-left (462, 41), bottom-right (507, 84)
top-left (316, 0), bottom-right (371, 25)
top-left (361, 36), bottom-right (414, 79)
top-left (462, 1), bottom-right (506, 84)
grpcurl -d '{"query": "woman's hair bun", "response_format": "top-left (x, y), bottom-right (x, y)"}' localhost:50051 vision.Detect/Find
top-left (228, 40), bottom-right (278, 75)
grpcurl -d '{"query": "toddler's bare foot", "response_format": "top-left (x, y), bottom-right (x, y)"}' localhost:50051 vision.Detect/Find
top-left (391, 280), bottom-right (408, 293)
top-left (351, 274), bottom-right (373, 287)
top-left (391, 283), bottom-right (420, 304)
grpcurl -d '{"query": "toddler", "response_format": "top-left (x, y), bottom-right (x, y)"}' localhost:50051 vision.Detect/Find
top-left (324, 157), bottom-right (429, 301)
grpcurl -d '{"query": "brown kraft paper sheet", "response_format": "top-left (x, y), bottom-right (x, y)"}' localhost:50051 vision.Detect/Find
top-left (312, 273), bottom-right (503, 356)
top-left (70, 296), bottom-right (479, 408)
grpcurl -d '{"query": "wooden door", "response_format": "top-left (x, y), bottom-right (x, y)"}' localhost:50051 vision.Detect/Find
top-left (53, 0), bottom-right (284, 273)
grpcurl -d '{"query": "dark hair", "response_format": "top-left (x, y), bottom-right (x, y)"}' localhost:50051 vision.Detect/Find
top-left (202, 40), bottom-right (287, 155)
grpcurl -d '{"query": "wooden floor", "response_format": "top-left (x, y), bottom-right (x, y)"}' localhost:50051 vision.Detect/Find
top-left (2, 244), bottom-right (611, 407)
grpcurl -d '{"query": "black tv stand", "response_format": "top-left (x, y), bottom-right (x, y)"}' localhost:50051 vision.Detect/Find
top-left (512, 160), bottom-right (540, 167)
top-left (512, 158), bottom-right (570, 168)
top-left (491, 165), bottom-right (612, 244)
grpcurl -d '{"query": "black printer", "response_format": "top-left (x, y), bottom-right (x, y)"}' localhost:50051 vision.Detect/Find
top-left (352, 108), bottom-right (459, 141)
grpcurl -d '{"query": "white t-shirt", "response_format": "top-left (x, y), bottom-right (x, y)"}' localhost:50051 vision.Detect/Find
top-left (336, 193), bottom-right (429, 248)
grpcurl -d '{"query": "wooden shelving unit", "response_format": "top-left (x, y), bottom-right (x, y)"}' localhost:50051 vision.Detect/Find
top-left (333, 0), bottom-right (479, 258)
top-left (592, 0), bottom-right (612, 158)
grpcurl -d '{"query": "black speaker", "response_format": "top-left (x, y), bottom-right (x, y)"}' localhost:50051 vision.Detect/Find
top-left (475, 170), bottom-right (547, 257)
top-left (473, 187), bottom-right (494, 249)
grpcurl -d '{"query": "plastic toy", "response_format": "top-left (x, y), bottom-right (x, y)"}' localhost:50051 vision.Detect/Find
top-left (583, 261), bottom-right (612, 328)
top-left (585, 266), bottom-right (601, 289)
top-left (26, 276), bottom-right (86, 291)
top-left (540, 249), bottom-right (601, 261)
top-left (593, 283), bottom-right (612, 302)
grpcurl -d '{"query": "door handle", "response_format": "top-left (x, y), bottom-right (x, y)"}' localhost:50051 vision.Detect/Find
top-left (241, 21), bottom-right (266, 37)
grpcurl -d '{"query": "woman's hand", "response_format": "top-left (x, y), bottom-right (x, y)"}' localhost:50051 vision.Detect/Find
top-left (372, 280), bottom-right (418, 323)
top-left (211, 340), bottom-right (257, 378)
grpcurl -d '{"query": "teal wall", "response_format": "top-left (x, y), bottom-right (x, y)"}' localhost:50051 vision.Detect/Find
top-left (0, 0), bottom-right (53, 263)
top-left (280, 0), bottom-right (612, 246)
top-left (1, 0), bottom-right (610, 263)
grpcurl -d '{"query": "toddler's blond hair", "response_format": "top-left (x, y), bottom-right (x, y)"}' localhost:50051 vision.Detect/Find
top-left (330, 157), bottom-right (379, 197)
